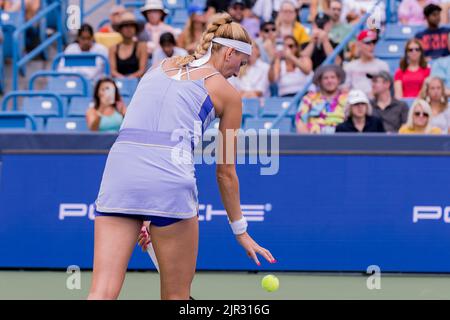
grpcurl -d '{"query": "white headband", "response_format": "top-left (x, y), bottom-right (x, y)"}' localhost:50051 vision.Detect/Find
top-left (189, 37), bottom-right (252, 67)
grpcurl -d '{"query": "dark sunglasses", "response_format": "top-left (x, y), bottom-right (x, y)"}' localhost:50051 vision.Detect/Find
top-left (287, 44), bottom-right (296, 49)
top-left (407, 47), bottom-right (421, 52)
top-left (414, 112), bottom-right (429, 117)
top-left (263, 27), bottom-right (276, 32)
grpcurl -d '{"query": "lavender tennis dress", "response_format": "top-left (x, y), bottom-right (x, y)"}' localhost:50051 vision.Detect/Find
top-left (94, 61), bottom-right (219, 221)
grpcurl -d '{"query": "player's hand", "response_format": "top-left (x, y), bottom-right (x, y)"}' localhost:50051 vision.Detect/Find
top-left (138, 225), bottom-right (151, 252)
top-left (235, 232), bottom-right (276, 266)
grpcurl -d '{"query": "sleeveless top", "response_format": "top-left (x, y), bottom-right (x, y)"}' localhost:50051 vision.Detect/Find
top-left (278, 60), bottom-right (313, 97)
top-left (95, 61), bottom-right (220, 219)
top-left (116, 42), bottom-right (140, 76)
top-left (99, 110), bottom-right (124, 132)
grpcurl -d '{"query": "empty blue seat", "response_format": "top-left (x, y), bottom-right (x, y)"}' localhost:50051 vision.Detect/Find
top-left (383, 24), bottom-right (422, 41)
top-left (164, 0), bottom-right (187, 10)
top-left (375, 40), bottom-right (405, 59)
top-left (244, 118), bottom-right (293, 133)
top-left (384, 58), bottom-right (400, 73)
top-left (1, 11), bottom-right (24, 59)
top-left (46, 118), bottom-right (88, 132)
top-left (67, 97), bottom-right (94, 117)
top-left (114, 78), bottom-right (139, 97)
top-left (29, 71), bottom-right (90, 99)
top-left (260, 97), bottom-right (296, 118)
top-left (0, 112), bottom-right (38, 131)
top-left (171, 9), bottom-right (189, 25)
top-left (242, 98), bottom-right (260, 119)
top-left (22, 96), bottom-right (64, 118)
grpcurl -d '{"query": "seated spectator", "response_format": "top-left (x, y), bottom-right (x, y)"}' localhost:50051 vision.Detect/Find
top-left (276, 1), bottom-right (310, 46)
top-left (430, 36), bottom-right (450, 96)
top-left (206, 0), bottom-right (234, 15)
top-left (368, 71), bottom-right (409, 133)
top-left (177, 4), bottom-right (207, 54)
top-left (86, 78), bottom-right (127, 132)
top-left (399, 99), bottom-right (442, 134)
top-left (336, 89), bottom-right (385, 133)
top-left (394, 39), bottom-right (430, 99)
top-left (415, 4), bottom-right (450, 60)
top-left (109, 12), bottom-right (148, 79)
top-left (419, 76), bottom-right (450, 133)
top-left (269, 35), bottom-right (313, 97)
top-left (58, 24), bottom-right (108, 81)
top-left (341, 0), bottom-right (386, 24)
top-left (301, 12), bottom-right (342, 70)
top-left (229, 41), bottom-right (270, 98)
top-left (398, 0), bottom-right (438, 26)
top-left (152, 32), bottom-right (188, 67)
top-left (296, 64), bottom-right (348, 133)
top-left (139, 0), bottom-right (176, 56)
top-left (228, 0), bottom-right (260, 39)
top-left (329, 0), bottom-right (353, 44)
top-left (256, 21), bottom-right (278, 64)
top-left (343, 30), bottom-right (389, 97)
top-left (98, 5), bottom-right (126, 33)
top-left (252, 0), bottom-right (299, 22)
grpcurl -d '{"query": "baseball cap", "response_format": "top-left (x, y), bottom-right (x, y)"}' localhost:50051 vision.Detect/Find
top-left (424, 4), bottom-right (442, 17)
top-left (347, 90), bottom-right (370, 105)
top-left (357, 29), bottom-right (378, 43)
top-left (229, 0), bottom-right (247, 8)
top-left (366, 70), bottom-right (393, 83)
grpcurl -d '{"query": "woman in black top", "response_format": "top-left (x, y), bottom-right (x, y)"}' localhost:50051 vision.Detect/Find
top-left (109, 12), bottom-right (148, 79)
top-left (336, 89), bottom-right (385, 133)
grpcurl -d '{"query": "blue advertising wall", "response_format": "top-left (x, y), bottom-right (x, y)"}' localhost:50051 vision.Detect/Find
top-left (1, 134), bottom-right (450, 272)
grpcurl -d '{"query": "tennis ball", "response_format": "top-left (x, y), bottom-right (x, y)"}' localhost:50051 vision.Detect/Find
top-left (261, 274), bottom-right (279, 292)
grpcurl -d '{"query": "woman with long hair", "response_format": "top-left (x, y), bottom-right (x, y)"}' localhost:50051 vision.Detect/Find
top-left (89, 13), bottom-right (275, 300)
top-left (177, 4), bottom-right (207, 54)
top-left (394, 39), bottom-right (430, 98)
top-left (86, 78), bottom-right (126, 132)
top-left (399, 99), bottom-right (442, 134)
top-left (276, 1), bottom-right (310, 46)
top-left (419, 76), bottom-right (450, 133)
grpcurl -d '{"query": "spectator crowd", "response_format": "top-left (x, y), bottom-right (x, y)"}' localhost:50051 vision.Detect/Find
top-left (18, 0), bottom-right (450, 134)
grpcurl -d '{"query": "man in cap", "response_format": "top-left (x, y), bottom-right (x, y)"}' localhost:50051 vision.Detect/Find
top-left (343, 29), bottom-right (389, 97)
top-left (415, 4), bottom-right (450, 60)
top-left (296, 64), bottom-right (348, 134)
top-left (335, 89), bottom-right (385, 133)
top-left (368, 71), bottom-right (409, 133)
top-left (228, 0), bottom-right (260, 39)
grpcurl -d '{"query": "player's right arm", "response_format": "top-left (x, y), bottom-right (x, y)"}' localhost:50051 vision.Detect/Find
top-left (207, 77), bottom-right (276, 266)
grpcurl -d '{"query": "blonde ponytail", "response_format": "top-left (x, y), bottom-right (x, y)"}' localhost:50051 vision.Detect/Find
top-left (174, 13), bottom-right (251, 67)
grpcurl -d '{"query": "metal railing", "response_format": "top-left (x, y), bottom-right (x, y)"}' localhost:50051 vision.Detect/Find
top-left (12, 0), bottom-right (64, 91)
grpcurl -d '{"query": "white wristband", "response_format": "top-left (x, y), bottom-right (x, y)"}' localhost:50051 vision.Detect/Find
top-left (229, 217), bottom-right (248, 235)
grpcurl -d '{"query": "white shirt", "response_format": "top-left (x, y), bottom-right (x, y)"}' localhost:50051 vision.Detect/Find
top-left (341, 0), bottom-right (386, 23)
top-left (343, 58), bottom-right (390, 96)
top-left (430, 107), bottom-right (450, 134)
top-left (252, 0), bottom-right (298, 22)
top-left (229, 59), bottom-right (270, 96)
top-left (58, 43), bottom-right (108, 81)
top-left (278, 60), bottom-right (313, 97)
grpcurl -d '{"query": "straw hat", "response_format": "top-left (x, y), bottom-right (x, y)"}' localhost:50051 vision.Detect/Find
top-left (115, 12), bottom-right (145, 34)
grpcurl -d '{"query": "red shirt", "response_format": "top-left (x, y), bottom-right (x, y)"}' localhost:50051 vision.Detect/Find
top-left (394, 67), bottom-right (430, 98)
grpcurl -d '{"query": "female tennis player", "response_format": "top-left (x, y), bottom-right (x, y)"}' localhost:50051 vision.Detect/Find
top-left (88, 13), bottom-right (275, 300)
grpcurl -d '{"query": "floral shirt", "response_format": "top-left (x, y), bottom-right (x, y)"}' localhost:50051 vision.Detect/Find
top-left (295, 91), bottom-right (348, 134)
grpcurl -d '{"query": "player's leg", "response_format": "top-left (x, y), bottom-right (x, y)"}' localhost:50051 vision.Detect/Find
top-left (150, 216), bottom-right (199, 300)
top-left (88, 216), bottom-right (142, 300)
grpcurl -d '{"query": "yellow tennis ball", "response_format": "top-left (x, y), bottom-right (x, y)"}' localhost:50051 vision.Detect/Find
top-left (261, 274), bottom-right (279, 292)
